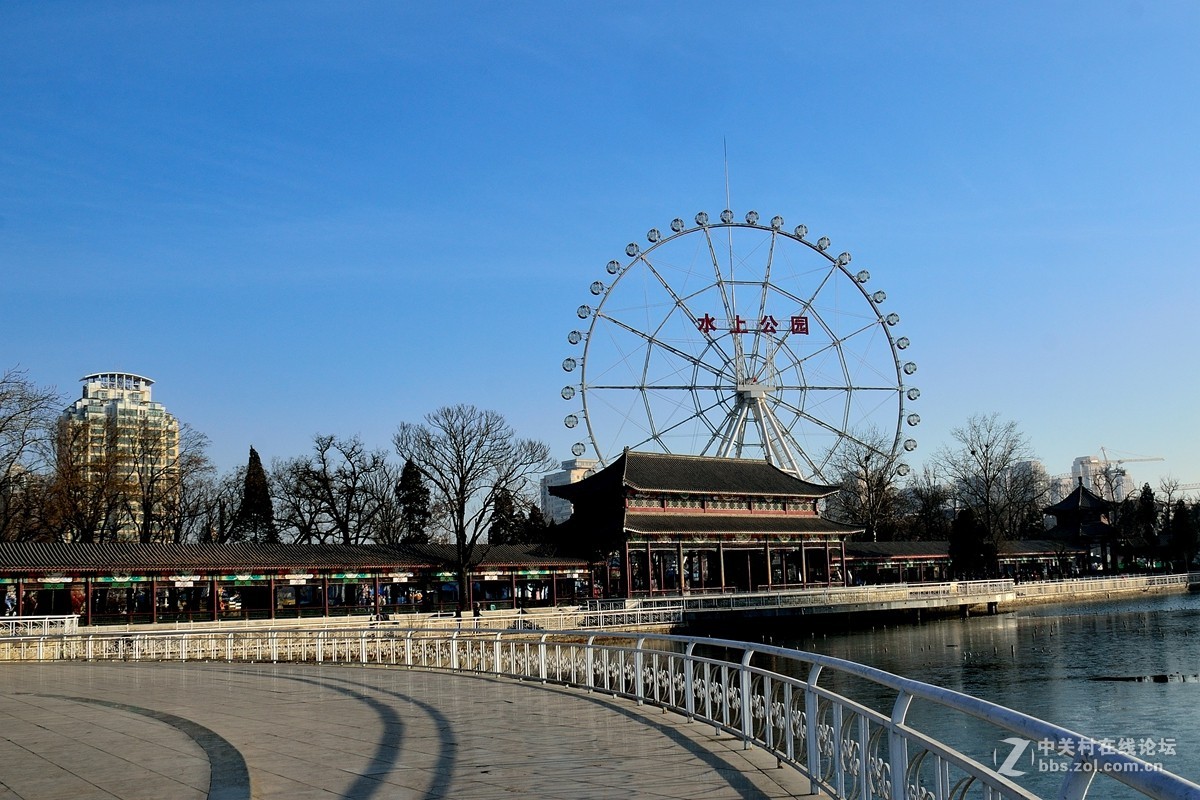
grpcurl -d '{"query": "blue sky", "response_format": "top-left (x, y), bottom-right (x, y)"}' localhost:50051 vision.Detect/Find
top-left (3, 2), bottom-right (1198, 489)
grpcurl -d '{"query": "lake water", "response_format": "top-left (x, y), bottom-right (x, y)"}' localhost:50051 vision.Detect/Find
top-left (760, 591), bottom-right (1200, 797)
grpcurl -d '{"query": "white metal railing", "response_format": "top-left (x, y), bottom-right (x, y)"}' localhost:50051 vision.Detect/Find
top-left (1, 627), bottom-right (1195, 800)
top-left (1015, 573), bottom-right (1200, 599)
top-left (0, 615), bottom-right (79, 637)
top-left (619, 579), bottom-right (1017, 614)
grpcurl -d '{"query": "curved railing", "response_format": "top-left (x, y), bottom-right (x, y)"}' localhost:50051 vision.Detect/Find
top-left (1, 628), bottom-right (1195, 800)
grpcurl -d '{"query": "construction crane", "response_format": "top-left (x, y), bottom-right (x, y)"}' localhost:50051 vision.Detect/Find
top-left (1098, 447), bottom-right (1164, 477)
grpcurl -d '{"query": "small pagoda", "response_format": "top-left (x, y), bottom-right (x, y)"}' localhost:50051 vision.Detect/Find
top-left (1043, 479), bottom-right (1112, 569)
top-left (550, 451), bottom-right (862, 597)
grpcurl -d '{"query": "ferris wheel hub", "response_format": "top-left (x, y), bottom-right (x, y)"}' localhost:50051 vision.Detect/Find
top-left (736, 383), bottom-right (774, 399)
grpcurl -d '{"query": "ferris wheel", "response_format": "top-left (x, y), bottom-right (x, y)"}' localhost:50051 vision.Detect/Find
top-left (559, 210), bottom-right (919, 482)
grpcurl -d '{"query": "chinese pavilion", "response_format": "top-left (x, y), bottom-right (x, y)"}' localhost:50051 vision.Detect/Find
top-left (1043, 478), bottom-right (1113, 567)
top-left (549, 451), bottom-right (862, 597)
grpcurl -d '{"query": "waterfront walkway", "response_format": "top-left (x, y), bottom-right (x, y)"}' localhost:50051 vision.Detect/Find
top-left (0, 661), bottom-right (814, 800)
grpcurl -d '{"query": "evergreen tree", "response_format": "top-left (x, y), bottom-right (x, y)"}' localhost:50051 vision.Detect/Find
top-left (948, 508), bottom-right (995, 578)
top-left (1168, 499), bottom-right (1198, 569)
top-left (1132, 483), bottom-right (1159, 551)
top-left (488, 486), bottom-right (525, 544)
top-left (520, 505), bottom-right (552, 546)
top-left (228, 446), bottom-right (278, 543)
top-left (396, 458), bottom-right (432, 544)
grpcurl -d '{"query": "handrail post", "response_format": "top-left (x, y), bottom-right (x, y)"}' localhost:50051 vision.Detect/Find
top-left (634, 637), bottom-right (646, 705)
top-left (805, 664), bottom-right (822, 779)
top-left (585, 635), bottom-right (597, 693)
top-left (538, 633), bottom-right (549, 682)
top-left (684, 641), bottom-right (697, 720)
top-left (740, 649), bottom-right (754, 750)
top-left (889, 690), bottom-right (913, 800)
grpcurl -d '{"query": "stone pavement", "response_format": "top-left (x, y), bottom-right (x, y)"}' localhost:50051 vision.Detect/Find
top-left (0, 662), bottom-right (817, 800)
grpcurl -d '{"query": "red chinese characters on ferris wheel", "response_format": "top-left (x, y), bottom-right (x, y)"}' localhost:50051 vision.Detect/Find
top-left (695, 314), bottom-right (808, 335)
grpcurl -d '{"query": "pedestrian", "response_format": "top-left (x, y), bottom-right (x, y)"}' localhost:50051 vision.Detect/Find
top-left (3, 592), bottom-right (14, 616)
top-left (472, 602), bottom-right (482, 628)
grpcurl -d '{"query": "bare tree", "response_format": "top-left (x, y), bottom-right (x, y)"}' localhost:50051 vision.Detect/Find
top-left (124, 420), bottom-right (211, 543)
top-left (357, 461), bottom-right (404, 545)
top-left (935, 413), bottom-right (1044, 550)
top-left (900, 465), bottom-right (952, 541)
top-left (45, 416), bottom-right (125, 543)
top-left (271, 456), bottom-right (327, 543)
top-left (161, 426), bottom-right (217, 543)
top-left (824, 428), bottom-right (903, 542)
top-left (394, 405), bottom-right (553, 601)
top-left (0, 368), bottom-right (61, 541)
top-left (271, 435), bottom-right (391, 545)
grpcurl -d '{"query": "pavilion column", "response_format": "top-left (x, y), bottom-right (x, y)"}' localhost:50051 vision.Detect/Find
top-left (84, 578), bottom-right (93, 627)
top-left (16, 579), bottom-right (23, 616)
top-left (677, 542), bottom-right (685, 593)
top-left (825, 542), bottom-right (832, 587)
top-left (717, 543), bottom-right (726, 591)
top-left (623, 542), bottom-right (631, 599)
top-left (322, 576), bottom-right (330, 617)
top-left (645, 542), bottom-right (652, 593)
top-left (550, 570), bottom-right (558, 606)
top-left (800, 546), bottom-right (808, 587)
top-left (268, 578), bottom-right (276, 619)
top-left (511, 573), bottom-right (518, 609)
top-left (211, 579), bottom-right (219, 621)
top-left (841, 540), bottom-right (848, 586)
top-left (150, 579), bottom-right (158, 624)
top-left (765, 543), bottom-right (772, 590)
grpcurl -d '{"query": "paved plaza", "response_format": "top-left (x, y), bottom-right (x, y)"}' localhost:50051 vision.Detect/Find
top-left (0, 661), bottom-right (816, 800)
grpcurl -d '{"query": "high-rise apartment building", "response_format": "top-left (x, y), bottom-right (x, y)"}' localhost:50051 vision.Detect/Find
top-left (61, 372), bottom-right (179, 541)
top-left (539, 457), bottom-right (598, 524)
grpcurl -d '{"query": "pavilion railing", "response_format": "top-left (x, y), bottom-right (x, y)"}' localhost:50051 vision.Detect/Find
top-left (1, 627), bottom-right (1196, 800)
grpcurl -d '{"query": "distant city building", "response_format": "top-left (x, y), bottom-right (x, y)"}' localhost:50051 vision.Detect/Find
top-left (1071, 455), bottom-right (1137, 503)
top-left (61, 372), bottom-right (179, 541)
top-left (540, 457), bottom-right (598, 523)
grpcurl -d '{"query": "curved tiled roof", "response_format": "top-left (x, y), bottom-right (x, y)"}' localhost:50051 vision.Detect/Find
top-left (1044, 483), bottom-right (1111, 515)
top-left (552, 451), bottom-right (840, 500)
top-left (0, 542), bottom-right (586, 575)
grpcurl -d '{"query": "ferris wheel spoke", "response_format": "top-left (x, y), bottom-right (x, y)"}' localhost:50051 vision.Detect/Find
top-left (587, 384), bottom-right (731, 391)
top-left (627, 395), bottom-right (727, 452)
top-left (596, 313), bottom-right (730, 381)
top-left (787, 318), bottom-right (882, 369)
top-left (701, 228), bottom-right (745, 373)
top-left (770, 394), bottom-right (854, 442)
top-left (635, 254), bottom-right (737, 367)
top-left (760, 266), bottom-right (839, 367)
top-left (773, 384), bottom-right (898, 392)
top-left (748, 232), bottom-right (777, 369)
